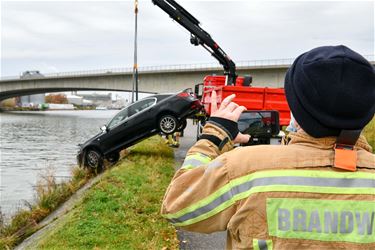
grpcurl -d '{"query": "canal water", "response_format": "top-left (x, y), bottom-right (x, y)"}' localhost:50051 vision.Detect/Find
top-left (0, 110), bottom-right (118, 217)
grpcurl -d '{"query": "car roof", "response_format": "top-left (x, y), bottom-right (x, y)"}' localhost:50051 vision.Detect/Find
top-left (148, 93), bottom-right (173, 102)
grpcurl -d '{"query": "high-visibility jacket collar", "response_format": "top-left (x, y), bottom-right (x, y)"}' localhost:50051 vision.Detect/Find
top-left (288, 130), bottom-right (372, 153)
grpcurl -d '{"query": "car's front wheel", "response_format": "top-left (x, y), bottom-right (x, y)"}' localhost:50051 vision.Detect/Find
top-left (158, 114), bottom-right (178, 135)
top-left (85, 148), bottom-right (104, 172)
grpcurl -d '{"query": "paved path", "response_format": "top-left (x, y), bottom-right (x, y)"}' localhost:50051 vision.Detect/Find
top-left (174, 120), bottom-right (226, 250)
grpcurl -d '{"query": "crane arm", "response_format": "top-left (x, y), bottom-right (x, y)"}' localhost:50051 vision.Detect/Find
top-left (152, 0), bottom-right (237, 85)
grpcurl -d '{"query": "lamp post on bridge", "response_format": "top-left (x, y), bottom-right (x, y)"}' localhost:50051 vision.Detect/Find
top-left (132, 0), bottom-right (139, 103)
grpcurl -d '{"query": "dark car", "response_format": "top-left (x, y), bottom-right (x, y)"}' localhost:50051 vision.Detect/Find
top-left (77, 88), bottom-right (202, 171)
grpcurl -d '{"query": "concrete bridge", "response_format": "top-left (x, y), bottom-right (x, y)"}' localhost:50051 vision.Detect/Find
top-left (1, 56), bottom-right (374, 100)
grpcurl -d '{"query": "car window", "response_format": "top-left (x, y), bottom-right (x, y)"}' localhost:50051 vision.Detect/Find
top-left (128, 98), bottom-right (156, 117)
top-left (107, 108), bottom-right (129, 129)
top-left (107, 98), bottom-right (156, 130)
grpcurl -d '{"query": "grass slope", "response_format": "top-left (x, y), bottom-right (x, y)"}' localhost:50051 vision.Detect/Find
top-left (34, 136), bottom-right (178, 250)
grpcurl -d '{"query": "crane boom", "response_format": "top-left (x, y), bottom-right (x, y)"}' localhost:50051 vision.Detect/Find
top-left (152, 0), bottom-right (237, 85)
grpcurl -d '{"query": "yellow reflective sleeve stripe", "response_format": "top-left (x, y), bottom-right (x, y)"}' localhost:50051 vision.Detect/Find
top-left (181, 153), bottom-right (211, 170)
top-left (163, 170), bottom-right (375, 227)
top-left (164, 170), bottom-right (375, 219)
top-left (253, 239), bottom-right (273, 250)
top-left (266, 198), bottom-right (375, 243)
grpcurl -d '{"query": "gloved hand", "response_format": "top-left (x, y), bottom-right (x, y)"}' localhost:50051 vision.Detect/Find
top-left (210, 90), bottom-right (250, 144)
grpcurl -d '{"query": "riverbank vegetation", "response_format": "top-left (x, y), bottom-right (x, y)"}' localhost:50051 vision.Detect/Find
top-left (0, 96), bottom-right (95, 111)
top-left (0, 98), bottom-right (16, 108)
top-left (30, 136), bottom-right (178, 249)
top-left (0, 167), bottom-right (93, 249)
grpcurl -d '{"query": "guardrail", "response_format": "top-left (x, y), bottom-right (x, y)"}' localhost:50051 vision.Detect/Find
top-left (1, 55), bottom-right (374, 80)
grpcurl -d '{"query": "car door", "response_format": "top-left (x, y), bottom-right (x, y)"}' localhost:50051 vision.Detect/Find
top-left (122, 98), bottom-right (157, 143)
top-left (101, 98), bottom-right (157, 153)
top-left (100, 107), bottom-right (130, 153)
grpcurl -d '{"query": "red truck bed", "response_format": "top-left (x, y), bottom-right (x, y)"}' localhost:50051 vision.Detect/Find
top-left (201, 76), bottom-right (291, 126)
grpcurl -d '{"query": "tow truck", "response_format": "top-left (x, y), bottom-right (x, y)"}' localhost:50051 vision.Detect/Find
top-left (153, 0), bottom-right (291, 144)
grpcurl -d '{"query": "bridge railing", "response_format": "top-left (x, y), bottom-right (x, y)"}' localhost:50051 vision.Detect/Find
top-left (2, 55), bottom-right (374, 80)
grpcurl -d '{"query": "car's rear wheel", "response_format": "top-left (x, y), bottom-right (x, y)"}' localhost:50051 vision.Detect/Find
top-left (106, 152), bottom-right (120, 164)
top-left (85, 148), bottom-right (104, 172)
top-left (159, 115), bottom-right (178, 135)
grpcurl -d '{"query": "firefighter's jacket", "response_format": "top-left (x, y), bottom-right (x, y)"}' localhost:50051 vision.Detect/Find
top-left (161, 123), bottom-right (375, 249)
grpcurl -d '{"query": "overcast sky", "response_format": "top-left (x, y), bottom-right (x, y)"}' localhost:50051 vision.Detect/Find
top-left (1, 0), bottom-right (374, 77)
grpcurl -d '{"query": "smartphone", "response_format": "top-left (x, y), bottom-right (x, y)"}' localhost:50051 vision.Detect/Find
top-left (238, 111), bottom-right (280, 138)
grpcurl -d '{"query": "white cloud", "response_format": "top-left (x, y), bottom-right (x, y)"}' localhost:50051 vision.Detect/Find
top-left (1, 0), bottom-right (374, 76)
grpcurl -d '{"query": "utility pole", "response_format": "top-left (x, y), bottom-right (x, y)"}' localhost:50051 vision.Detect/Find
top-left (132, 0), bottom-right (139, 102)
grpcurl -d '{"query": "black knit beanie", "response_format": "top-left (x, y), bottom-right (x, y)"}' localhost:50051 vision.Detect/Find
top-left (284, 45), bottom-right (375, 138)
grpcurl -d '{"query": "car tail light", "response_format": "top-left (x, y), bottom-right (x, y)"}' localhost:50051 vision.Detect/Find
top-left (178, 92), bottom-right (190, 98)
top-left (191, 100), bottom-right (202, 109)
top-left (178, 92), bottom-right (190, 97)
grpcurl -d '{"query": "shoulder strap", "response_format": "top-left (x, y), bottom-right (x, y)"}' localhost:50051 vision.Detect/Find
top-left (334, 129), bottom-right (362, 172)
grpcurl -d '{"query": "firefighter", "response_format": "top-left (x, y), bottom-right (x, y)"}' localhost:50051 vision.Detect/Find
top-left (165, 132), bottom-right (180, 148)
top-left (161, 45), bottom-right (375, 249)
top-left (172, 131), bottom-right (181, 147)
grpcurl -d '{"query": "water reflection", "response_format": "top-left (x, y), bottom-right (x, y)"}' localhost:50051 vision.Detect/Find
top-left (0, 110), bottom-right (117, 216)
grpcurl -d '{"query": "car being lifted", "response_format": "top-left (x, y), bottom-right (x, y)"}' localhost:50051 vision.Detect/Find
top-left (77, 88), bottom-right (201, 171)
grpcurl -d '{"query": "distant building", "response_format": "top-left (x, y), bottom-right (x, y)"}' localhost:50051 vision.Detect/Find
top-left (111, 98), bottom-right (127, 109)
top-left (79, 93), bottom-right (112, 108)
top-left (82, 99), bottom-right (93, 106)
top-left (66, 95), bottom-right (83, 105)
top-left (20, 94), bottom-right (45, 107)
top-left (47, 103), bottom-right (74, 110)
top-left (19, 71), bottom-right (45, 107)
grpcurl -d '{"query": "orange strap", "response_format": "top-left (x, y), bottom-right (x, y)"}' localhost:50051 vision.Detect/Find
top-left (334, 144), bottom-right (357, 172)
top-left (333, 129), bottom-right (361, 172)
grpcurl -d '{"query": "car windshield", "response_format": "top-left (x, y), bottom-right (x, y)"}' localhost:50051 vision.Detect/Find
top-left (107, 98), bottom-right (156, 129)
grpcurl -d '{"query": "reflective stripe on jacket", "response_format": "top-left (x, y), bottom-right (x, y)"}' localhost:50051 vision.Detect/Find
top-left (161, 122), bottom-right (375, 249)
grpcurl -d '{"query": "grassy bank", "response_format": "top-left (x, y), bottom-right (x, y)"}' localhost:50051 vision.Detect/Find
top-left (364, 117), bottom-right (375, 150)
top-left (31, 136), bottom-right (178, 249)
top-left (0, 167), bottom-right (92, 249)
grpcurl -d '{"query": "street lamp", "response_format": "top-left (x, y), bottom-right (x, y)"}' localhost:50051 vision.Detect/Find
top-left (132, 0), bottom-right (139, 102)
